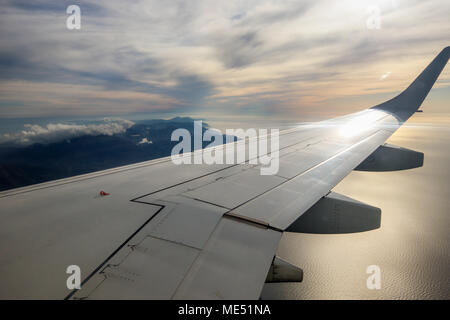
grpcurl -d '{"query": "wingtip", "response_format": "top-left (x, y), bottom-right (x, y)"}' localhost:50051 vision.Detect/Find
top-left (371, 47), bottom-right (449, 119)
top-left (442, 46), bottom-right (450, 56)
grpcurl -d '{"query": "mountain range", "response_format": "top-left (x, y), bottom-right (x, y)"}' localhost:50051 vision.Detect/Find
top-left (0, 117), bottom-right (235, 191)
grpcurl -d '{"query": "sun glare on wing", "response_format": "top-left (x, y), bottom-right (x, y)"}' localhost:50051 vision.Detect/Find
top-left (339, 110), bottom-right (386, 137)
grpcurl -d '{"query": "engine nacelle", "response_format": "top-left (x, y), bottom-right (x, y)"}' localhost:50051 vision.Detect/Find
top-left (265, 256), bottom-right (303, 283)
top-left (286, 192), bottom-right (381, 234)
top-left (355, 143), bottom-right (423, 171)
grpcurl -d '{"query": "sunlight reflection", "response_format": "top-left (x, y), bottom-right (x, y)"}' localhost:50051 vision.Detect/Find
top-left (339, 110), bottom-right (386, 137)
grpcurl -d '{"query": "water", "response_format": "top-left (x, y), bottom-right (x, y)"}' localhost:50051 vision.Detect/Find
top-left (261, 121), bottom-right (450, 299)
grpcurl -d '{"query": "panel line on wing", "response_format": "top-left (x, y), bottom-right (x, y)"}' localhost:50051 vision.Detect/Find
top-left (64, 202), bottom-right (166, 300)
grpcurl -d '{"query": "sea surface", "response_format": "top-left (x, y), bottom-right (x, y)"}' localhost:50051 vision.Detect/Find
top-left (261, 120), bottom-right (450, 299)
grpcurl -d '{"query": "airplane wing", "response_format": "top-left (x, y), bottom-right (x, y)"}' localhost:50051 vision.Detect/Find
top-left (0, 47), bottom-right (448, 300)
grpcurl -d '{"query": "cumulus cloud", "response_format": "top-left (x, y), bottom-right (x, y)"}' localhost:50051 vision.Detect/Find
top-left (0, 118), bottom-right (134, 145)
top-left (137, 137), bottom-right (153, 145)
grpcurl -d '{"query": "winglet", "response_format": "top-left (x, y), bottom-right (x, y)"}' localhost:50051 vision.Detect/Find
top-left (372, 46), bottom-right (450, 121)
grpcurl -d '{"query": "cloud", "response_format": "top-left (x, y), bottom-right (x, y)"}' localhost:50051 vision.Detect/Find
top-left (0, 118), bottom-right (134, 145)
top-left (0, 0), bottom-right (448, 119)
top-left (5, 0), bottom-right (106, 15)
top-left (380, 72), bottom-right (391, 80)
top-left (137, 137), bottom-right (153, 145)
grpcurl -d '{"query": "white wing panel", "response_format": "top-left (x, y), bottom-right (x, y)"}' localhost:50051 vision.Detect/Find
top-left (84, 236), bottom-right (200, 300)
top-left (71, 198), bottom-right (280, 300)
top-left (183, 168), bottom-right (286, 209)
top-left (173, 217), bottom-right (282, 299)
top-left (0, 196), bottom-right (161, 299)
top-left (234, 130), bottom-right (393, 229)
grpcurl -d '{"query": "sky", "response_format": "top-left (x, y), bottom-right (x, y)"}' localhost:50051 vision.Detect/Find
top-left (0, 0), bottom-right (449, 124)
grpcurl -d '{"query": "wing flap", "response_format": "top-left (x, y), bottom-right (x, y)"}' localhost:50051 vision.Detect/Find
top-left (173, 217), bottom-right (281, 300)
top-left (71, 198), bottom-right (281, 300)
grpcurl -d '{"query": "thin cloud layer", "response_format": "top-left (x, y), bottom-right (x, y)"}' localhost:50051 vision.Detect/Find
top-left (0, 118), bottom-right (134, 145)
top-left (0, 0), bottom-right (448, 119)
